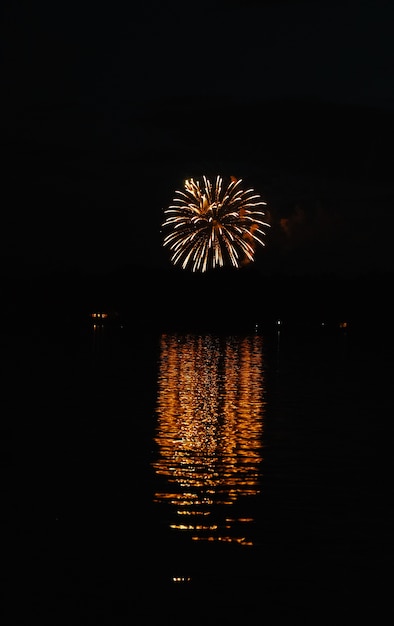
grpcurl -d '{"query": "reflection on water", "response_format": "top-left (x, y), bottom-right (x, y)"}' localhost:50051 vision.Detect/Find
top-left (152, 333), bottom-right (266, 546)
top-left (91, 322), bottom-right (105, 354)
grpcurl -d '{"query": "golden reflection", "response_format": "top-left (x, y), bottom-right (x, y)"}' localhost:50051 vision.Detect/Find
top-left (91, 321), bottom-right (106, 354)
top-left (152, 333), bottom-right (266, 546)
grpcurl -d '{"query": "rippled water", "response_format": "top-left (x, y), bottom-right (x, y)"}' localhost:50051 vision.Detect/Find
top-left (153, 333), bottom-right (266, 547)
top-left (1, 321), bottom-right (393, 624)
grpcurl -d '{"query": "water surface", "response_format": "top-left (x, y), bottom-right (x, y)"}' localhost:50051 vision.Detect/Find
top-left (1, 321), bottom-right (393, 623)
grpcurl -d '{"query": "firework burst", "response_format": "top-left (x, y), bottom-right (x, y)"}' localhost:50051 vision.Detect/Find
top-left (162, 175), bottom-right (270, 272)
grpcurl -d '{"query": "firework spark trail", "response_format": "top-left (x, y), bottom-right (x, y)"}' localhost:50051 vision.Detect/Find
top-left (162, 175), bottom-right (270, 272)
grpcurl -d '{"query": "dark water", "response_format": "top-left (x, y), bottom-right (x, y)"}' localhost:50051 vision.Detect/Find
top-left (1, 320), bottom-right (393, 624)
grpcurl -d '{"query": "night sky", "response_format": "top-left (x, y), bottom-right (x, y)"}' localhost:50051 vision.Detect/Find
top-left (1, 0), bottom-right (394, 280)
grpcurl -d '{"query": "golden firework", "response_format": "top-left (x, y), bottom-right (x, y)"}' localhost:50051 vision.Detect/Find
top-left (162, 175), bottom-right (270, 272)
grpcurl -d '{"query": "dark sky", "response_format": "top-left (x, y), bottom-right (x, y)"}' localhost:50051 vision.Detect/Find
top-left (2, 0), bottom-right (394, 278)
